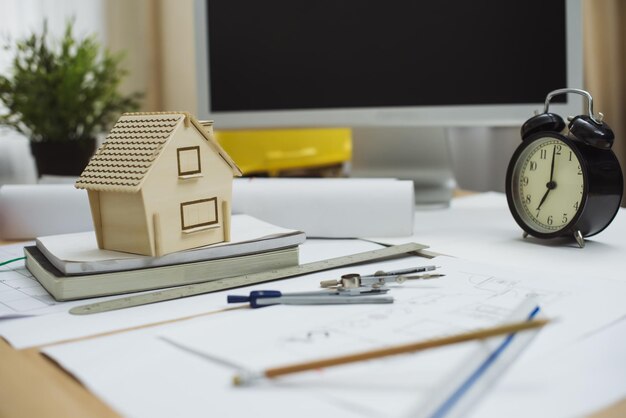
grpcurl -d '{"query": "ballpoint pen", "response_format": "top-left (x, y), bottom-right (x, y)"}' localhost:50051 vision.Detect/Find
top-left (227, 290), bottom-right (393, 308)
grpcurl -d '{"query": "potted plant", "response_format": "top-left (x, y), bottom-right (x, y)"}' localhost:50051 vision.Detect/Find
top-left (0, 21), bottom-right (141, 177)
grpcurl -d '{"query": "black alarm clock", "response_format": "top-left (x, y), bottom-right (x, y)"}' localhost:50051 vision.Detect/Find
top-left (505, 88), bottom-right (623, 248)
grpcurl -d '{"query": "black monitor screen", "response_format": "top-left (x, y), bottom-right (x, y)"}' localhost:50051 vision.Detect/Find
top-left (207, 1), bottom-right (567, 112)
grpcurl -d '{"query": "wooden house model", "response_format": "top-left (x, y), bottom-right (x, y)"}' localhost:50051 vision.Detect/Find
top-left (75, 112), bottom-right (242, 257)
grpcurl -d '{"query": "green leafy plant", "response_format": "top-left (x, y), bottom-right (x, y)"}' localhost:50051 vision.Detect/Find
top-left (0, 21), bottom-right (141, 143)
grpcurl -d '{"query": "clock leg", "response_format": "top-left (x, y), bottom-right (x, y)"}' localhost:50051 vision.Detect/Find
top-left (574, 230), bottom-right (585, 248)
top-left (522, 231), bottom-right (528, 239)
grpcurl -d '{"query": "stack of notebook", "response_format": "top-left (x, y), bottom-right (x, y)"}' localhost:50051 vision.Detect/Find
top-left (25, 215), bottom-right (305, 301)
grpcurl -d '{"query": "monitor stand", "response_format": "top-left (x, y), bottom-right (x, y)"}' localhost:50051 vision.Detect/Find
top-left (350, 126), bottom-right (456, 206)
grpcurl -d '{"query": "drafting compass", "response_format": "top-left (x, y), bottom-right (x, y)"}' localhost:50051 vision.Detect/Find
top-left (320, 265), bottom-right (444, 290)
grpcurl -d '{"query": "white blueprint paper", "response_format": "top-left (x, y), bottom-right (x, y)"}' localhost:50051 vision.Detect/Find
top-left (468, 315), bottom-right (626, 418)
top-left (0, 242), bottom-right (71, 319)
top-left (369, 192), bottom-right (626, 281)
top-left (157, 255), bottom-right (626, 376)
top-left (43, 255), bottom-right (626, 418)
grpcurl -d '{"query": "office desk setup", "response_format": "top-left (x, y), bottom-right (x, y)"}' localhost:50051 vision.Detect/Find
top-left (1, 0), bottom-right (622, 414)
top-left (1, 191), bottom-right (626, 418)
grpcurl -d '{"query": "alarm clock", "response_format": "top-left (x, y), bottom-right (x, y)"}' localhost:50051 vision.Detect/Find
top-left (505, 88), bottom-right (623, 248)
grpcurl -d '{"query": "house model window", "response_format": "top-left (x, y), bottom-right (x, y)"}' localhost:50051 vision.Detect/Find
top-left (180, 197), bottom-right (219, 232)
top-left (177, 146), bottom-right (202, 176)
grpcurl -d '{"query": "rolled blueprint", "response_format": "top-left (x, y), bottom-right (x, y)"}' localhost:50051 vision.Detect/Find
top-left (232, 178), bottom-right (414, 238)
top-left (0, 178), bottom-right (415, 239)
top-left (0, 185), bottom-right (93, 240)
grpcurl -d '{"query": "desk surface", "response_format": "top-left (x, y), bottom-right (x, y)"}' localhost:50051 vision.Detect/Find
top-left (2, 195), bottom-right (626, 418)
top-left (0, 338), bottom-right (116, 417)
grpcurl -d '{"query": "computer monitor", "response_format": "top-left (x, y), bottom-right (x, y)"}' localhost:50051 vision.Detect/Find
top-left (194, 0), bottom-right (583, 203)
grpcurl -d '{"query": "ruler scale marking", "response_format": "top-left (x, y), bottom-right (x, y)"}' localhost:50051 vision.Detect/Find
top-left (70, 243), bottom-right (426, 315)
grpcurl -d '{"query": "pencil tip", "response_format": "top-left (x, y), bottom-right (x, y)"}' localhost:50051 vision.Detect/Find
top-left (233, 370), bottom-right (263, 386)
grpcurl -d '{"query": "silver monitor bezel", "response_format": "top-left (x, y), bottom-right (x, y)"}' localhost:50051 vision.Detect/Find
top-left (194, 0), bottom-right (583, 129)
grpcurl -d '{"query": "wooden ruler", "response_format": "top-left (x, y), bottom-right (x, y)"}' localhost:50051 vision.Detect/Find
top-left (70, 242), bottom-right (427, 315)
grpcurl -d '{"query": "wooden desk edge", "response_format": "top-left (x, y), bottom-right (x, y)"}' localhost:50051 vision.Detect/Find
top-left (0, 239), bottom-right (28, 246)
top-left (0, 338), bottom-right (118, 418)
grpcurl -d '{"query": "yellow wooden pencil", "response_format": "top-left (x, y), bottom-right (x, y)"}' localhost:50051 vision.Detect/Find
top-left (233, 318), bottom-right (550, 386)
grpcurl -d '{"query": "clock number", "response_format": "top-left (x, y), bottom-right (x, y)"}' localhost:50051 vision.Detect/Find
top-left (574, 201), bottom-right (579, 210)
top-left (555, 144), bottom-right (562, 155)
top-left (540, 149), bottom-right (547, 159)
top-left (547, 215), bottom-right (553, 225)
top-left (529, 161), bottom-right (537, 171)
top-left (522, 176), bottom-right (529, 186)
top-left (577, 165), bottom-right (582, 175)
top-left (525, 194), bottom-right (531, 205)
top-left (562, 213), bottom-right (568, 223)
top-left (569, 151), bottom-right (573, 161)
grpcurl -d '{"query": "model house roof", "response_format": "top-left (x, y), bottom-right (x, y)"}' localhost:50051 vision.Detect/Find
top-left (75, 112), bottom-right (241, 193)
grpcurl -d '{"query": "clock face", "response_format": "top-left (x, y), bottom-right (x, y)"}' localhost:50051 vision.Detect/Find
top-left (510, 135), bottom-right (585, 234)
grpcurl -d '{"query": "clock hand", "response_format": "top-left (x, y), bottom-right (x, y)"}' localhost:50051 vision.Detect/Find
top-left (549, 145), bottom-right (556, 182)
top-left (537, 147), bottom-right (559, 211)
top-left (536, 187), bottom-right (550, 211)
top-left (536, 179), bottom-right (558, 211)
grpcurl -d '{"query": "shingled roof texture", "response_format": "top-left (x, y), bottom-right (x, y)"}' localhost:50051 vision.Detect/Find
top-left (75, 114), bottom-right (183, 192)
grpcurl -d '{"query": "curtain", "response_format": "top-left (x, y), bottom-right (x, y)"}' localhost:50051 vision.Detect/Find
top-left (584, 0), bottom-right (626, 206)
top-left (103, 0), bottom-right (162, 112)
top-left (103, 0), bottom-right (197, 113)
